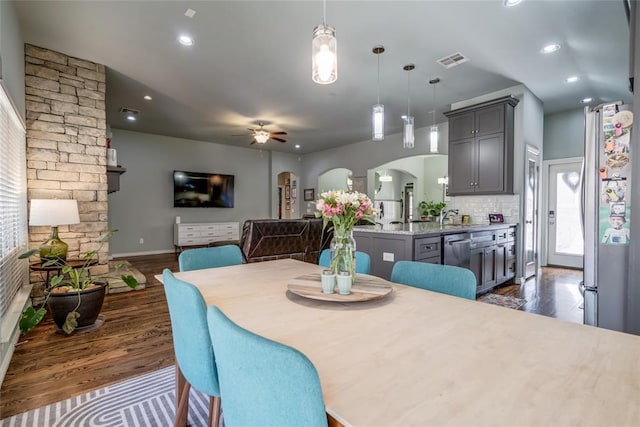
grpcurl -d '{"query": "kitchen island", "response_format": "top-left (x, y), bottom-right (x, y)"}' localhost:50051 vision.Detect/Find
top-left (354, 222), bottom-right (517, 293)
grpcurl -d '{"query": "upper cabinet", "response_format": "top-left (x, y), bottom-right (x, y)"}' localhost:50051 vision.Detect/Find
top-left (444, 96), bottom-right (519, 195)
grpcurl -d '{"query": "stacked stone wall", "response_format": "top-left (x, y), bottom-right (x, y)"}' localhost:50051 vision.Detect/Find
top-left (24, 44), bottom-right (108, 297)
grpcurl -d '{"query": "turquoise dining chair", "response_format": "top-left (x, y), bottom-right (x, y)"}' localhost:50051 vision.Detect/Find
top-left (206, 305), bottom-right (328, 427)
top-left (178, 244), bottom-right (243, 272)
top-left (318, 249), bottom-right (371, 274)
top-left (162, 269), bottom-right (221, 427)
top-left (390, 261), bottom-right (476, 300)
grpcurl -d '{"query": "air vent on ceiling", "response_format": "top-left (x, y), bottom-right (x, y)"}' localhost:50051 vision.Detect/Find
top-left (436, 52), bottom-right (469, 69)
top-left (118, 107), bottom-right (140, 115)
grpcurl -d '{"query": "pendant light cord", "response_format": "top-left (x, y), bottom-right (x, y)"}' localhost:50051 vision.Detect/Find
top-left (377, 54), bottom-right (380, 105)
top-left (323, 0), bottom-right (327, 25)
top-left (407, 71), bottom-right (411, 117)
top-left (432, 83), bottom-right (436, 126)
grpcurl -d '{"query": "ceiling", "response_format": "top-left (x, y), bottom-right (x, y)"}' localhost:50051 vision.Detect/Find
top-left (14, 1), bottom-right (632, 154)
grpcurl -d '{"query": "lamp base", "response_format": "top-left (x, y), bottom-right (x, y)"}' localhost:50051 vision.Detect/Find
top-left (39, 226), bottom-right (68, 262)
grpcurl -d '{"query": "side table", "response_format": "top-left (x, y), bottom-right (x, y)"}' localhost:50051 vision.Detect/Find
top-left (30, 259), bottom-right (98, 289)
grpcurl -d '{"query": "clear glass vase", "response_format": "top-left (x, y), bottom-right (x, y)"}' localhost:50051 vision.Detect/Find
top-left (330, 228), bottom-right (356, 283)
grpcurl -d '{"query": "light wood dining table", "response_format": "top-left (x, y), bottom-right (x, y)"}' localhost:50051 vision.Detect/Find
top-left (158, 258), bottom-right (640, 426)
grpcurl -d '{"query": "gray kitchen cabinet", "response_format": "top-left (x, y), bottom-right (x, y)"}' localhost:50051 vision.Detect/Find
top-left (445, 96), bottom-right (518, 195)
top-left (353, 232), bottom-right (441, 280)
top-left (496, 226), bottom-right (517, 284)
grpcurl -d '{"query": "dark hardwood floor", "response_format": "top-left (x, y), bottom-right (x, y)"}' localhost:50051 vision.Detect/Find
top-left (0, 254), bottom-right (583, 419)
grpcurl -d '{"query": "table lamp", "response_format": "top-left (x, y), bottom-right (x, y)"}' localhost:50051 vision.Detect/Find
top-left (29, 199), bottom-right (80, 261)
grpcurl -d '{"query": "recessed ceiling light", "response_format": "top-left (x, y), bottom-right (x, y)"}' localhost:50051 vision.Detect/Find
top-left (143, 95), bottom-right (152, 101)
top-left (295, 144), bottom-right (301, 149)
top-left (540, 43), bottom-right (561, 54)
top-left (178, 35), bottom-right (194, 46)
top-left (503, 0), bottom-right (523, 6)
top-left (126, 115), bottom-right (137, 122)
top-left (565, 76), bottom-right (579, 83)
top-left (184, 8), bottom-right (196, 18)
top-left (582, 97), bottom-right (593, 104)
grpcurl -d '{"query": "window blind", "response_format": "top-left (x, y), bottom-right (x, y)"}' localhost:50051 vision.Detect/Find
top-left (0, 81), bottom-right (27, 324)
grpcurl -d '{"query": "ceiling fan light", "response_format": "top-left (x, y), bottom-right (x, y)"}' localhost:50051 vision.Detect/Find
top-left (254, 130), bottom-right (270, 144)
top-left (372, 104), bottom-right (384, 141)
top-left (312, 24), bottom-right (337, 84)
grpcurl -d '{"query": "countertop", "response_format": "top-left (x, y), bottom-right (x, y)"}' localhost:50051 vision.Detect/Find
top-left (353, 221), bottom-right (518, 236)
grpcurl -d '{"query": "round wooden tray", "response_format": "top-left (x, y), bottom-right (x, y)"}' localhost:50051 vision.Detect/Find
top-left (287, 273), bottom-right (393, 302)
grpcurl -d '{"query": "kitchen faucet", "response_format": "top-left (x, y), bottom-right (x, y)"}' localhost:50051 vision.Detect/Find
top-left (440, 209), bottom-right (459, 226)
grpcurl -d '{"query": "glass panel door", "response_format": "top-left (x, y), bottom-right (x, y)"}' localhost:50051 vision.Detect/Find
top-left (547, 161), bottom-right (584, 268)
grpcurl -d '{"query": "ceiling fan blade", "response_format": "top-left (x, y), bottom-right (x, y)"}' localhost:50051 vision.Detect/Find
top-left (247, 128), bottom-right (257, 132)
top-left (271, 137), bottom-right (287, 143)
top-left (270, 131), bottom-right (287, 135)
top-left (250, 139), bottom-right (257, 145)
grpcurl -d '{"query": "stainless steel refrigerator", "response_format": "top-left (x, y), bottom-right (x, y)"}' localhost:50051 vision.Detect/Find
top-left (583, 102), bottom-right (633, 332)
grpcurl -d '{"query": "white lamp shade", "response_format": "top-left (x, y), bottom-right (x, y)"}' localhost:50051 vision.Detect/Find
top-left (29, 199), bottom-right (80, 226)
top-left (312, 24), bottom-right (337, 84)
top-left (372, 104), bottom-right (384, 141)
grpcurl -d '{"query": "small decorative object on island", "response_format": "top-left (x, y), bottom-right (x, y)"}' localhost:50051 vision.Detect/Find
top-left (315, 190), bottom-right (376, 291)
top-left (19, 229), bottom-right (138, 335)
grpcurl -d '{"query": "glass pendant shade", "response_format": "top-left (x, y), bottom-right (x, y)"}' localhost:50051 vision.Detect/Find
top-left (312, 24), bottom-right (337, 84)
top-left (372, 104), bottom-right (384, 141)
top-left (403, 116), bottom-right (415, 148)
top-left (430, 125), bottom-right (439, 153)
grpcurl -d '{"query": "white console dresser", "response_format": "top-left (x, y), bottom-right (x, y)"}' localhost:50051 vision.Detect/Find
top-left (174, 222), bottom-right (240, 254)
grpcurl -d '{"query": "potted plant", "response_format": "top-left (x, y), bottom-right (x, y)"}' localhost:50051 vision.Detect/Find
top-left (19, 229), bottom-right (138, 335)
top-left (418, 200), bottom-right (447, 220)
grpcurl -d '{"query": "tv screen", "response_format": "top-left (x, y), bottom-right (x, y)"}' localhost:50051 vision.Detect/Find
top-left (173, 170), bottom-right (234, 208)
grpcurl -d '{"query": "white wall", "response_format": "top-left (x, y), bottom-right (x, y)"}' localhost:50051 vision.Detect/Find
top-left (109, 129), bottom-right (271, 255)
top-left (0, 0), bottom-right (25, 118)
top-left (271, 151), bottom-right (303, 218)
top-left (318, 168), bottom-right (352, 193)
top-left (544, 108), bottom-right (584, 160)
top-left (300, 121), bottom-right (449, 199)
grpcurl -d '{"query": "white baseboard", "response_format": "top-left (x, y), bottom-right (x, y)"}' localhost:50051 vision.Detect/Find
top-left (0, 285), bottom-right (33, 387)
top-left (110, 249), bottom-right (174, 259)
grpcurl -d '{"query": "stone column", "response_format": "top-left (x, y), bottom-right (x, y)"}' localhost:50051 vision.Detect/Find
top-left (24, 44), bottom-right (108, 298)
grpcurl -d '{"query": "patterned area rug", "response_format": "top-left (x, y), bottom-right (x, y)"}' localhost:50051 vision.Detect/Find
top-left (478, 293), bottom-right (526, 310)
top-left (0, 366), bottom-right (213, 427)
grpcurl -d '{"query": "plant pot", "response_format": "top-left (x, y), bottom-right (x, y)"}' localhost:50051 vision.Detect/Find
top-left (47, 281), bottom-right (107, 331)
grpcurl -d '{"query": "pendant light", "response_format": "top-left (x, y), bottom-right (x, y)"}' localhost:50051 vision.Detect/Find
top-left (312, 0), bottom-right (337, 84)
top-left (402, 64), bottom-right (415, 149)
top-left (429, 77), bottom-right (440, 153)
top-left (372, 45), bottom-right (385, 141)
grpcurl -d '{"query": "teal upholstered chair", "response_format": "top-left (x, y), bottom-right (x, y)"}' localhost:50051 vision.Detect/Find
top-left (206, 305), bottom-right (328, 427)
top-left (178, 244), bottom-right (243, 272)
top-left (318, 249), bottom-right (371, 274)
top-left (162, 269), bottom-right (221, 427)
top-left (390, 261), bottom-right (476, 300)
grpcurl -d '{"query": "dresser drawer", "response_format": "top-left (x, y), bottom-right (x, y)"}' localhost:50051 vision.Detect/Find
top-left (414, 237), bottom-right (441, 261)
top-left (496, 228), bottom-right (510, 244)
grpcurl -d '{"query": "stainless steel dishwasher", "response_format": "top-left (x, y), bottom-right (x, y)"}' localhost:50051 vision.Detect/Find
top-left (443, 233), bottom-right (471, 268)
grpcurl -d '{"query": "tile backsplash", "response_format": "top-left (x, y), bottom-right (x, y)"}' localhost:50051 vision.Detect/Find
top-left (448, 195), bottom-right (520, 225)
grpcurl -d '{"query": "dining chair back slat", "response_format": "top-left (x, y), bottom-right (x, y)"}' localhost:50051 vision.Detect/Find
top-left (390, 261), bottom-right (476, 300)
top-left (178, 245), bottom-right (243, 272)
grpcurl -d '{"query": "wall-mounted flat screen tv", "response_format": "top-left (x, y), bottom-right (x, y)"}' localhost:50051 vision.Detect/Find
top-left (173, 170), bottom-right (234, 208)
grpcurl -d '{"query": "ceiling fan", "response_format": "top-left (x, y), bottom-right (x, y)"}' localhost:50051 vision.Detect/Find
top-left (247, 123), bottom-right (287, 145)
